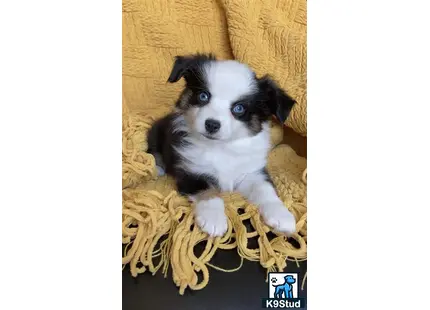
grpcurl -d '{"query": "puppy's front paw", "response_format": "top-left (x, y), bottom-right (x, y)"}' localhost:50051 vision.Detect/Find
top-left (260, 203), bottom-right (296, 235)
top-left (194, 197), bottom-right (228, 237)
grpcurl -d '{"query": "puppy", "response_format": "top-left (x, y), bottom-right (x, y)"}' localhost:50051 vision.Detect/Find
top-left (147, 54), bottom-right (297, 237)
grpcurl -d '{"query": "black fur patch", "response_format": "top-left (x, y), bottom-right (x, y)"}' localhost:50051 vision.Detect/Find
top-left (167, 53), bottom-right (215, 85)
top-left (147, 113), bottom-right (186, 176)
top-left (258, 75), bottom-right (297, 124)
top-left (175, 170), bottom-right (218, 196)
top-left (229, 92), bottom-right (272, 134)
top-left (234, 75), bottom-right (296, 134)
top-left (260, 167), bottom-right (274, 186)
top-left (147, 113), bottom-right (218, 196)
top-left (170, 55), bottom-right (215, 111)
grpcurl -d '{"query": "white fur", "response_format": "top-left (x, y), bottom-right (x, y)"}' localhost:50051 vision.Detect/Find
top-left (194, 197), bottom-right (228, 237)
top-left (175, 121), bottom-right (272, 192)
top-left (187, 60), bottom-right (258, 141)
top-left (236, 173), bottom-right (296, 234)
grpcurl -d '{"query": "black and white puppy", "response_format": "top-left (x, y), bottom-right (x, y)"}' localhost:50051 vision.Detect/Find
top-left (147, 54), bottom-right (297, 237)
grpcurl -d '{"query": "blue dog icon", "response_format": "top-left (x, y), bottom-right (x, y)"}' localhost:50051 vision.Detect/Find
top-left (272, 275), bottom-right (296, 298)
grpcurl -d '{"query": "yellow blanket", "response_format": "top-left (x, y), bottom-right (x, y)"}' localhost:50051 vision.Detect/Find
top-left (122, 0), bottom-right (307, 294)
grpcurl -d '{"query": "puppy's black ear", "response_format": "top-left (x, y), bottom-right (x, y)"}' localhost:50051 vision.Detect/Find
top-left (167, 56), bottom-right (189, 83)
top-left (259, 75), bottom-right (296, 124)
top-left (167, 54), bottom-right (216, 83)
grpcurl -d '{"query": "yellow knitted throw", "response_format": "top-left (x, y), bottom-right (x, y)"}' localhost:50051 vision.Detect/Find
top-left (122, 0), bottom-right (307, 294)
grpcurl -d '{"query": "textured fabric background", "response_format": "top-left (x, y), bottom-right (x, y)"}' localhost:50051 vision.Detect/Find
top-left (122, 0), bottom-right (307, 135)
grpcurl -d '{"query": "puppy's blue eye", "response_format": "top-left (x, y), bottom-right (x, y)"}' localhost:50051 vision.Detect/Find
top-left (232, 104), bottom-right (245, 115)
top-left (198, 91), bottom-right (210, 103)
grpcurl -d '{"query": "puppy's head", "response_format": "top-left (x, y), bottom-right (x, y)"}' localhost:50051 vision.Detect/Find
top-left (168, 54), bottom-right (296, 141)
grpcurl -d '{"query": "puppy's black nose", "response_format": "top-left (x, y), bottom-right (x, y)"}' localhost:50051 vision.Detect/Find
top-left (205, 119), bottom-right (221, 134)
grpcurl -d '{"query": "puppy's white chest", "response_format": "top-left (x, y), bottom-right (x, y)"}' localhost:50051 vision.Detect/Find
top-left (177, 138), bottom-right (269, 192)
top-left (199, 149), bottom-right (244, 190)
